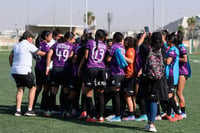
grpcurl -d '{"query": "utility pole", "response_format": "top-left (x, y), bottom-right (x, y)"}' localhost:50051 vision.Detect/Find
top-left (70, 0), bottom-right (72, 32)
top-left (107, 13), bottom-right (113, 37)
top-left (85, 0), bottom-right (88, 28)
top-left (153, 0), bottom-right (155, 31)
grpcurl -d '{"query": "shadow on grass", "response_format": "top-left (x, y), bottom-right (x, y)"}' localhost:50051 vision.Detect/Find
top-left (64, 118), bottom-right (144, 131)
top-left (0, 104), bottom-right (144, 131)
top-left (0, 102), bottom-right (40, 115)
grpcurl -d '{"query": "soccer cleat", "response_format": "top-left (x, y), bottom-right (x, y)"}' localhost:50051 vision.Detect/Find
top-left (144, 123), bottom-right (150, 131)
top-left (98, 117), bottom-right (104, 122)
top-left (105, 115), bottom-right (115, 121)
top-left (107, 116), bottom-right (121, 122)
top-left (148, 123), bottom-right (157, 132)
top-left (86, 117), bottom-right (96, 122)
top-left (181, 112), bottom-right (187, 118)
top-left (171, 114), bottom-right (183, 121)
top-left (135, 114), bottom-right (148, 121)
top-left (161, 112), bottom-right (167, 119)
top-left (24, 110), bottom-right (36, 116)
top-left (45, 110), bottom-right (51, 117)
top-left (166, 115), bottom-right (176, 121)
top-left (122, 115), bottom-right (135, 121)
top-left (155, 115), bottom-right (162, 120)
top-left (79, 111), bottom-right (87, 119)
top-left (14, 111), bottom-right (22, 117)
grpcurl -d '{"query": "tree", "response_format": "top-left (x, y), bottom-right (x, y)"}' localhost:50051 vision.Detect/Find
top-left (187, 16), bottom-right (196, 52)
top-left (187, 16), bottom-right (196, 39)
top-left (83, 11), bottom-right (96, 27)
top-left (178, 25), bottom-right (185, 34)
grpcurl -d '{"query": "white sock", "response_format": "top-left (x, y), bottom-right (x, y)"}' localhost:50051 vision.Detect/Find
top-left (16, 109), bottom-right (21, 112)
top-left (28, 108), bottom-right (32, 111)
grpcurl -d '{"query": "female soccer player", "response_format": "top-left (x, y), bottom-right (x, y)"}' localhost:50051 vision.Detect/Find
top-left (33, 30), bottom-right (52, 111)
top-left (177, 30), bottom-right (191, 118)
top-left (164, 32), bottom-right (183, 121)
top-left (45, 35), bottom-right (74, 117)
top-left (106, 32), bottom-right (125, 122)
top-left (78, 29), bottom-right (107, 122)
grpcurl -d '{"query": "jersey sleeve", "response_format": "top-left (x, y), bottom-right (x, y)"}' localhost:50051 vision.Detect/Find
top-left (28, 43), bottom-right (39, 54)
top-left (126, 48), bottom-right (135, 60)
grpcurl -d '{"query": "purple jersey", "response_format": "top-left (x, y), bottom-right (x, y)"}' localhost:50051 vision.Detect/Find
top-left (167, 50), bottom-right (177, 76)
top-left (35, 42), bottom-right (50, 70)
top-left (109, 43), bottom-right (125, 75)
top-left (51, 42), bottom-right (73, 67)
top-left (86, 40), bottom-right (107, 68)
top-left (179, 45), bottom-right (189, 75)
top-left (72, 44), bottom-right (80, 76)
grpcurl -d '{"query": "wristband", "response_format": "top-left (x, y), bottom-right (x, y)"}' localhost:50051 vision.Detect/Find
top-left (46, 66), bottom-right (50, 70)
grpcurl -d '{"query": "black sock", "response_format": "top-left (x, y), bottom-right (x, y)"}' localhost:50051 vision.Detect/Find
top-left (181, 107), bottom-right (185, 113)
top-left (33, 91), bottom-right (40, 109)
top-left (160, 100), bottom-right (168, 113)
top-left (128, 111), bottom-right (134, 116)
top-left (81, 94), bottom-right (87, 112)
top-left (59, 89), bottom-right (65, 111)
top-left (41, 91), bottom-right (49, 110)
top-left (97, 93), bottom-right (104, 117)
top-left (63, 94), bottom-right (71, 112)
top-left (49, 93), bottom-right (56, 111)
top-left (139, 99), bottom-right (146, 115)
top-left (86, 97), bottom-right (93, 117)
top-left (157, 103), bottom-right (160, 115)
top-left (169, 97), bottom-right (180, 115)
top-left (113, 91), bottom-right (120, 117)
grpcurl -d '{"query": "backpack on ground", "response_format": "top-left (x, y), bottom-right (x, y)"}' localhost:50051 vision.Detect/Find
top-left (143, 46), bottom-right (165, 80)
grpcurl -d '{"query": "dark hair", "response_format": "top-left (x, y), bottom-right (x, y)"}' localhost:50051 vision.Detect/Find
top-left (53, 28), bottom-right (62, 37)
top-left (177, 30), bottom-right (184, 44)
top-left (64, 32), bottom-right (75, 40)
top-left (113, 32), bottom-right (124, 43)
top-left (95, 29), bottom-right (105, 51)
top-left (57, 36), bottom-right (67, 43)
top-left (168, 32), bottom-right (178, 46)
top-left (124, 37), bottom-right (134, 50)
top-left (151, 32), bottom-right (163, 51)
top-left (35, 30), bottom-right (51, 48)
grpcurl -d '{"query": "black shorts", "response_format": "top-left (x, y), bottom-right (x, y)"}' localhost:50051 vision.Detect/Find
top-left (84, 68), bottom-right (107, 89)
top-left (63, 67), bottom-right (73, 88)
top-left (110, 75), bottom-right (124, 88)
top-left (69, 76), bottom-right (82, 91)
top-left (50, 67), bottom-right (64, 87)
top-left (12, 72), bottom-right (35, 89)
top-left (35, 68), bottom-right (48, 85)
top-left (123, 78), bottom-right (135, 95)
top-left (179, 74), bottom-right (188, 80)
top-left (167, 76), bottom-right (175, 93)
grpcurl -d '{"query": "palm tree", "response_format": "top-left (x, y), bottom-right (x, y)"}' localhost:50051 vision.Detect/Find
top-left (178, 25), bottom-right (185, 34)
top-left (187, 16), bottom-right (196, 52)
top-left (83, 11), bottom-right (96, 27)
top-left (187, 16), bottom-right (196, 39)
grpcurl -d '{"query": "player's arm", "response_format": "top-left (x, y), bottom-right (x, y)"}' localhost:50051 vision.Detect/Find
top-left (124, 49), bottom-right (135, 64)
top-left (78, 49), bottom-right (89, 76)
top-left (179, 54), bottom-right (187, 63)
top-left (9, 51), bottom-right (14, 67)
top-left (164, 57), bottom-right (173, 65)
top-left (46, 49), bottom-right (53, 75)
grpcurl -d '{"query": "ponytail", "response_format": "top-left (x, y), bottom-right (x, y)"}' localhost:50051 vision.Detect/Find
top-left (94, 29), bottom-right (105, 51)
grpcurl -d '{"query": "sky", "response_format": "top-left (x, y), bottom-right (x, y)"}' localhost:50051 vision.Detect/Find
top-left (0, 0), bottom-right (200, 32)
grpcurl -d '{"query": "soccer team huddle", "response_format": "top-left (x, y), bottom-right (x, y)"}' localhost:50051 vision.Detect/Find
top-left (9, 28), bottom-right (191, 132)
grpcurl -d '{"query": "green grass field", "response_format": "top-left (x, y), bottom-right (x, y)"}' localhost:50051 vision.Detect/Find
top-left (0, 51), bottom-right (200, 133)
